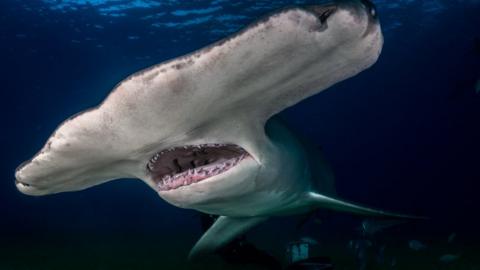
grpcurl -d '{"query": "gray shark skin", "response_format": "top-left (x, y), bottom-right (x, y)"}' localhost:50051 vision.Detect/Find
top-left (15, 0), bottom-right (417, 259)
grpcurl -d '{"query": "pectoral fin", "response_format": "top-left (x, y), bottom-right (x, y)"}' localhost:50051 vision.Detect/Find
top-left (189, 215), bottom-right (268, 260)
top-left (307, 192), bottom-right (424, 219)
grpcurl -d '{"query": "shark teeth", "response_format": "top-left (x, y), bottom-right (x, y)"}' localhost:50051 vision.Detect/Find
top-left (155, 153), bottom-right (246, 191)
top-left (147, 143), bottom-right (242, 165)
top-left (146, 143), bottom-right (248, 191)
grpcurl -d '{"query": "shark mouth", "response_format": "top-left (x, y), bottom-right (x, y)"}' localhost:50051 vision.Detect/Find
top-left (147, 144), bottom-right (249, 191)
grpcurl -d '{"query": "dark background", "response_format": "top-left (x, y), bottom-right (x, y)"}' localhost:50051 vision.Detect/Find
top-left (1, 0), bottom-right (479, 269)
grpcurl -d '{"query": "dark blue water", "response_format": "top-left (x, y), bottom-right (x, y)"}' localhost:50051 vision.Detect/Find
top-left (1, 0), bottom-right (479, 269)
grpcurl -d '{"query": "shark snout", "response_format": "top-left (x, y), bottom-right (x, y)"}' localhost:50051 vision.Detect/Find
top-left (14, 165), bottom-right (55, 196)
top-left (15, 161), bottom-right (72, 196)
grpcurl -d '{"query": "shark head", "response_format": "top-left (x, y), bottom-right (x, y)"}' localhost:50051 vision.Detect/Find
top-left (15, 0), bottom-right (382, 217)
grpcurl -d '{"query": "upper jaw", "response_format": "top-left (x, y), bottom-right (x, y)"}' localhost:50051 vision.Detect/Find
top-left (145, 143), bottom-right (252, 192)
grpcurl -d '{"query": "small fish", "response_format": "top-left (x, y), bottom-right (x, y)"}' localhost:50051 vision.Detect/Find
top-left (390, 257), bottom-right (397, 267)
top-left (349, 239), bottom-right (373, 261)
top-left (408, 240), bottom-right (427, 251)
top-left (299, 236), bottom-right (319, 245)
top-left (358, 218), bottom-right (406, 236)
top-left (448, 232), bottom-right (456, 243)
top-left (375, 245), bottom-right (386, 264)
top-left (439, 254), bottom-right (460, 264)
top-left (347, 240), bottom-right (354, 249)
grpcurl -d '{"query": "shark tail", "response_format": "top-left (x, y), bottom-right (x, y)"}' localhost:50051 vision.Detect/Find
top-left (307, 192), bottom-right (426, 219)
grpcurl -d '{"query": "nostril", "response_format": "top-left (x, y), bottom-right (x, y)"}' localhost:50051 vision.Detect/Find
top-left (319, 8), bottom-right (335, 24)
top-left (306, 5), bottom-right (337, 24)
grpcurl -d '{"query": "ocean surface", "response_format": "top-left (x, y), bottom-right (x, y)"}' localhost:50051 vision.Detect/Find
top-left (1, 0), bottom-right (480, 269)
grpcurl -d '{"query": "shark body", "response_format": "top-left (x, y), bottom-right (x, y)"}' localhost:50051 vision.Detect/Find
top-left (15, 0), bottom-right (416, 258)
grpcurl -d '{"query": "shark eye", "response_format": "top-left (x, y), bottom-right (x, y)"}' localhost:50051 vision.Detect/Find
top-left (369, 5), bottom-right (376, 17)
top-left (319, 8), bottom-right (335, 24)
top-left (360, 0), bottom-right (377, 18)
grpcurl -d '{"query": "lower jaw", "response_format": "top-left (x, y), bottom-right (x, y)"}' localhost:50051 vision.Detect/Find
top-left (156, 173), bottom-right (207, 191)
top-left (16, 183), bottom-right (49, 196)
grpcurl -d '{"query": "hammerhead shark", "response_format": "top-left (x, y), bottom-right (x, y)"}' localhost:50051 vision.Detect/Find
top-left (15, 0), bottom-right (416, 258)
